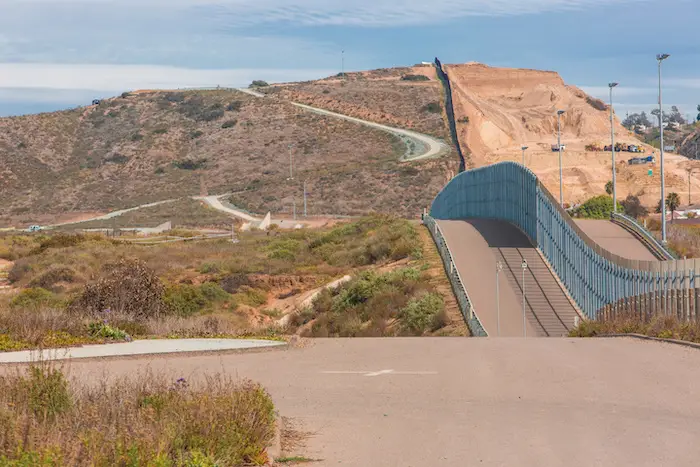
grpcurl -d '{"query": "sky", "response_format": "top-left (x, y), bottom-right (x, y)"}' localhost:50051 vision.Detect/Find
top-left (0, 0), bottom-right (698, 119)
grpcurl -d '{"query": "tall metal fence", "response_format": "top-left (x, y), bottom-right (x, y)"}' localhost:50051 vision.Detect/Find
top-left (434, 58), bottom-right (466, 173)
top-left (430, 161), bottom-right (700, 321)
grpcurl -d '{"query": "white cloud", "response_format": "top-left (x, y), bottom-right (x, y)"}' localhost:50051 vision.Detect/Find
top-left (0, 63), bottom-right (335, 94)
top-left (1, 0), bottom-right (652, 27)
top-left (665, 79), bottom-right (700, 89)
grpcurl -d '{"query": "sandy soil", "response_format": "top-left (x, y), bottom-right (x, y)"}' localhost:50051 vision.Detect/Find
top-left (446, 62), bottom-right (700, 207)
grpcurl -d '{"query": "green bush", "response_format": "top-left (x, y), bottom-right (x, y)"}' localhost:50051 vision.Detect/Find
top-left (399, 293), bottom-right (446, 335)
top-left (226, 101), bottom-right (243, 111)
top-left (20, 365), bottom-right (73, 421)
top-left (152, 128), bottom-right (168, 135)
top-left (190, 130), bottom-right (204, 139)
top-left (164, 283), bottom-right (231, 317)
top-left (574, 195), bottom-right (623, 219)
top-left (249, 80), bottom-right (269, 88)
top-left (173, 158), bottom-right (207, 170)
top-left (10, 288), bottom-right (62, 310)
top-left (233, 286), bottom-right (268, 308)
top-left (421, 102), bottom-right (441, 114)
top-left (401, 74), bottom-right (430, 82)
top-left (88, 322), bottom-right (130, 341)
top-left (221, 119), bottom-right (237, 129)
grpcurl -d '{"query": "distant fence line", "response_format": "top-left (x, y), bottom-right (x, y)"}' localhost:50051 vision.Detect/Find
top-left (434, 58), bottom-right (466, 173)
top-left (430, 161), bottom-right (700, 322)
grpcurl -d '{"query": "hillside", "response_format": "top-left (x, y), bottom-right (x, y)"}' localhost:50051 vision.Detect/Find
top-left (0, 88), bottom-right (453, 227)
top-left (445, 63), bottom-right (699, 207)
top-left (263, 65), bottom-right (450, 140)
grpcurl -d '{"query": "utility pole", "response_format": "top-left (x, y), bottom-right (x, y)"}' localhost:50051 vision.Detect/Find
top-left (521, 146), bottom-right (528, 167)
top-left (303, 179), bottom-right (308, 217)
top-left (496, 261), bottom-right (503, 337)
top-left (557, 110), bottom-right (566, 207)
top-left (287, 144), bottom-right (294, 181)
top-left (521, 259), bottom-right (528, 338)
top-left (609, 82), bottom-right (619, 212)
top-left (657, 53), bottom-right (670, 243)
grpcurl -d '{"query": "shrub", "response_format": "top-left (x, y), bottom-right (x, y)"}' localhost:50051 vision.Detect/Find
top-left (399, 293), bottom-right (446, 335)
top-left (69, 259), bottom-right (166, 320)
top-left (20, 364), bottom-right (73, 421)
top-left (234, 286), bottom-right (268, 308)
top-left (88, 322), bottom-right (130, 341)
top-left (421, 102), bottom-right (441, 114)
top-left (153, 128), bottom-right (168, 135)
top-left (27, 266), bottom-right (79, 292)
top-left (173, 158), bottom-right (207, 170)
top-left (164, 283), bottom-right (231, 317)
top-left (226, 101), bottom-right (243, 111)
top-left (574, 195), bottom-right (622, 219)
top-left (130, 133), bottom-right (143, 141)
top-left (249, 80), bottom-right (269, 88)
top-left (401, 74), bottom-right (430, 82)
top-left (32, 233), bottom-right (89, 253)
top-left (104, 153), bottom-right (129, 164)
top-left (10, 288), bottom-right (62, 310)
top-left (221, 119), bottom-right (237, 129)
top-left (457, 116), bottom-right (470, 124)
top-left (621, 194), bottom-right (648, 219)
top-left (190, 130), bottom-right (204, 139)
top-left (121, 92), bottom-right (130, 98)
top-left (154, 166), bottom-right (165, 175)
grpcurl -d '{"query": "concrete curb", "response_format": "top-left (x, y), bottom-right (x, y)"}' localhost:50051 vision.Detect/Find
top-left (599, 333), bottom-right (700, 350)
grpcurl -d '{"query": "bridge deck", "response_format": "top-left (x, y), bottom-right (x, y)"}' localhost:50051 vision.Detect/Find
top-left (574, 219), bottom-right (658, 262)
top-left (437, 219), bottom-right (579, 337)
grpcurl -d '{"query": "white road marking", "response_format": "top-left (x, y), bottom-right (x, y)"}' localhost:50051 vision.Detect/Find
top-left (321, 370), bottom-right (438, 377)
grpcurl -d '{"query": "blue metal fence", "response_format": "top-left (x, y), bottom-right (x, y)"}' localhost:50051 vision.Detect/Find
top-left (430, 161), bottom-right (700, 321)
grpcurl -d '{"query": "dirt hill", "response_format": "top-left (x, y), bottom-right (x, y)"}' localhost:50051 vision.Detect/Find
top-left (445, 62), bottom-right (699, 207)
top-left (0, 88), bottom-right (454, 227)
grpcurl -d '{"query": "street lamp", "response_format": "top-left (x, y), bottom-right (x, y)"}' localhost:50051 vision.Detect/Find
top-left (609, 82), bottom-right (619, 212)
top-left (657, 53), bottom-right (670, 243)
top-left (287, 144), bottom-right (294, 181)
top-left (496, 261), bottom-right (503, 337)
top-left (557, 110), bottom-right (566, 207)
top-left (521, 146), bottom-right (529, 167)
top-left (521, 259), bottom-right (528, 338)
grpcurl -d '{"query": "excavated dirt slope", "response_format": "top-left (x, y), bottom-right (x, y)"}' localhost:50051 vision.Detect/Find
top-left (447, 63), bottom-right (699, 207)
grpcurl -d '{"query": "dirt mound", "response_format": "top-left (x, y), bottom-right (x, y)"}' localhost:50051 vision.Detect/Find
top-left (447, 62), bottom-right (698, 207)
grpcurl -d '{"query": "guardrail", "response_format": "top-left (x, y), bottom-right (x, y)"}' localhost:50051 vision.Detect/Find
top-left (611, 212), bottom-right (676, 260)
top-left (430, 161), bottom-right (700, 322)
top-left (423, 214), bottom-right (488, 336)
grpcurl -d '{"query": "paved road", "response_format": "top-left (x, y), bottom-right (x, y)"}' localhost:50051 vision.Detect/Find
top-left (437, 219), bottom-right (579, 337)
top-left (36, 338), bottom-right (700, 467)
top-left (575, 219), bottom-right (658, 261)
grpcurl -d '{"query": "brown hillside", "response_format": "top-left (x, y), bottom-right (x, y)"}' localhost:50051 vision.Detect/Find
top-left (0, 89), bottom-right (453, 226)
top-left (446, 62), bottom-right (699, 207)
top-left (264, 65), bottom-right (449, 140)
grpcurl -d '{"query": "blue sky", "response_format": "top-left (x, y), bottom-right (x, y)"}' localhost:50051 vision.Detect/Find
top-left (0, 0), bottom-right (698, 119)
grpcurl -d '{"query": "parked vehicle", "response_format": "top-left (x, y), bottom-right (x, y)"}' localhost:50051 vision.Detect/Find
top-left (551, 144), bottom-right (566, 152)
top-left (628, 158), bottom-right (645, 165)
top-left (28, 225), bottom-right (41, 232)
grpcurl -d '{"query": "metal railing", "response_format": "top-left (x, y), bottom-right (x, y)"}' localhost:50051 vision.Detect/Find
top-left (430, 161), bottom-right (700, 321)
top-left (611, 212), bottom-right (675, 260)
top-left (423, 215), bottom-right (488, 336)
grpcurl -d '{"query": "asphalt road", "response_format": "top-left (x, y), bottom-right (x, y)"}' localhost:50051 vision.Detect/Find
top-left (575, 219), bottom-right (658, 261)
top-left (36, 338), bottom-right (700, 467)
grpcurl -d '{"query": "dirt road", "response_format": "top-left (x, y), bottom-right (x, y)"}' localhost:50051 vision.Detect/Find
top-left (44, 338), bottom-right (700, 466)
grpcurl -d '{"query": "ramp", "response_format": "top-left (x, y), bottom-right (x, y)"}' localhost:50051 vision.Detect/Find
top-left (437, 219), bottom-right (579, 337)
top-left (574, 220), bottom-right (658, 262)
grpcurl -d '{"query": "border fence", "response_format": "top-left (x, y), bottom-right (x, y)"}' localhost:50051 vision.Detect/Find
top-left (429, 161), bottom-right (700, 323)
top-left (434, 58), bottom-right (466, 173)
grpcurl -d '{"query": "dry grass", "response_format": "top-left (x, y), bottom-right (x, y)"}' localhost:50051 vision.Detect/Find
top-left (0, 362), bottom-right (276, 466)
top-left (570, 313), bottom-right (700, 342)
top-left (0, 89), bottom-right (449, 226)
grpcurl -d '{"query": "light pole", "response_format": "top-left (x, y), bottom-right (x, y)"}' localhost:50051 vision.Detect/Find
top-left (557, 110), bottom-right (566, 207)
top-left (521, 259), bottom-right (528, 337)
top-left (287, 144), bottom-right (294, 181)
top-left (657, 53), bottom-right (670, 243)
top-left (303, 179), bottom-right (308, 217)
top-left (496, 261), bottom-right (503, 337)
top-left (609, 82), bottom-right (619, 212)
top-left (521, 146), bottom-right (528, 167)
